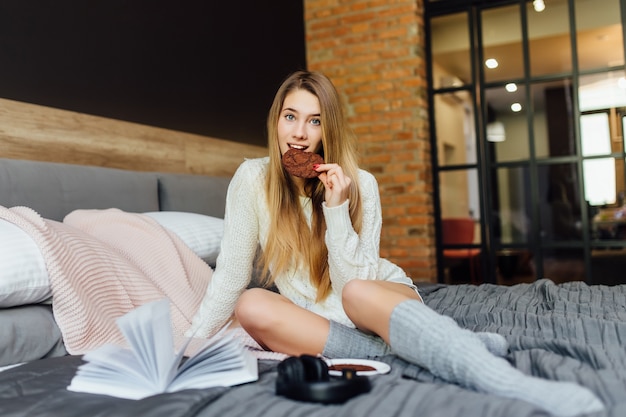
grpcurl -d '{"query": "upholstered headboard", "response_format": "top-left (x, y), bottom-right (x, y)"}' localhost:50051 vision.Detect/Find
top-left (0, 158), bottom-right (231, 221)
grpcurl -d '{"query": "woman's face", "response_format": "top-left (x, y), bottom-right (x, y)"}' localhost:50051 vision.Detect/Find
top-left (277, 89), bottom-right (323, 156)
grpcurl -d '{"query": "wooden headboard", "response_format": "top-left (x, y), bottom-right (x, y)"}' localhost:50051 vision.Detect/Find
top-left (0, 98), bottom-right (268, 177)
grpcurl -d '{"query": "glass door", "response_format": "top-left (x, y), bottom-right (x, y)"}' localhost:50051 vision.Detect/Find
top-left (428, 0), bottom-right (626, 285)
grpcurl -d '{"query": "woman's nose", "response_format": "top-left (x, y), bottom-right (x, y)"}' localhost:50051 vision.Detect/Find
top-left (293, 121), bottom-right (307, 139)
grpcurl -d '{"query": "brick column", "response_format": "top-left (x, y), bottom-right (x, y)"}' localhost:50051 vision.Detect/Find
top-left (304, 0), bottom-right (435, 283)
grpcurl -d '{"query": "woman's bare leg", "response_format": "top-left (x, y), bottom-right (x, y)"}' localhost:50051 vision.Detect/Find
top-left (235, 287), bottom-right (330, 356)
top-left (341, 279), bottom-right (421, 342)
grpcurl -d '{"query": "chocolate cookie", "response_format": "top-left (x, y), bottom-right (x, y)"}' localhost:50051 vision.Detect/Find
top-left (328, 364), bottom-right (377, 372)
top-left (281, 148), bottom-right (324, 178)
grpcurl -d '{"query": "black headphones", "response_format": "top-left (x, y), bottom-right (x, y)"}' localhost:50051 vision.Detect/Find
top-left (275, 355), bottom-right (371, 404)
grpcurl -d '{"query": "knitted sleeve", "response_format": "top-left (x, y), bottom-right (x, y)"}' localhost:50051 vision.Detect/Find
top-left (186, 159), bottom-right (263, 338)
top-left (322, 170), bottom-right (382, 293)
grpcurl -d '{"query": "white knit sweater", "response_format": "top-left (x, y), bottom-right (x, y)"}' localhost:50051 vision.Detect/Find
top-left (187, 157), bottom-right (413, 338)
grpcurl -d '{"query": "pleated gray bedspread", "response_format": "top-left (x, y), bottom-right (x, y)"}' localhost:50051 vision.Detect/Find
top-left (1, 279), bottom-right (625, 417)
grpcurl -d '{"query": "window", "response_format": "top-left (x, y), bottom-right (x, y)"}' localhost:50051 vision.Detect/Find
top-left (428, 0), bottom-right (626, 285)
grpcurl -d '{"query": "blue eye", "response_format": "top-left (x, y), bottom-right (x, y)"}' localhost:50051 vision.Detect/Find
top-left (310, 118), bottom-right (321, 126)
top-left (285, 114), bottom-right (295, 121)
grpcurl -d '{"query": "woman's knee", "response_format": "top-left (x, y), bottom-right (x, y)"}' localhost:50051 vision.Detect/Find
top-left (341, 280), bottom-right (377, 316)
top-left (342, 280), bottom-right (421, 322)
top-left (342, 279), bottom-right (370, 303)
top-left (235, 288), bottom-right (278, 330)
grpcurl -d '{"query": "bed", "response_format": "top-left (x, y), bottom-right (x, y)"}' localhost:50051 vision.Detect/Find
top-left (1, 157), bottom-right (625, 417)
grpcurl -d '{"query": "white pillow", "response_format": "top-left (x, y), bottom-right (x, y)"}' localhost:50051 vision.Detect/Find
top-left (144, 211), bottom-right (224, 265)
top-left (0, 219), bottom-right (51, 307)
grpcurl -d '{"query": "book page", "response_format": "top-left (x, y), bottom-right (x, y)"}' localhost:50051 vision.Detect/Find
top-left (67, 299), bottom-right (258, 399)
top-left (168, 348), bottom-right (258, 392)
top-left (116, 298), bottom-right (176, 390)
top-left (68, 345), bottom-right (160, 398)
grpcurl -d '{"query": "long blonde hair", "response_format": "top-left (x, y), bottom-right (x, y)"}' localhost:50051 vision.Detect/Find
top-left (260, 70), bottom-right (362, 301)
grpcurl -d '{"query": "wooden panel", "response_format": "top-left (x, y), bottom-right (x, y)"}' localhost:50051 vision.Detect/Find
top-left (0, 98), bottom-right (267, 177)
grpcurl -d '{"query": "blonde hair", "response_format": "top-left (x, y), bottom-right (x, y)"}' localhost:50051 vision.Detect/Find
top-left (260, 70), bottom-right (362, 301)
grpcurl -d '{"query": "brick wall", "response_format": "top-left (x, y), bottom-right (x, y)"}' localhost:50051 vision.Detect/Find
top-left (304, 0), bottom-right (435, 283)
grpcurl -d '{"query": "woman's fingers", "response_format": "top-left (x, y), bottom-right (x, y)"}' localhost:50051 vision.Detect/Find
top-left (315, 163), bottom-right (351, 206)
top-left (315, 164), bottom-right (345, 184)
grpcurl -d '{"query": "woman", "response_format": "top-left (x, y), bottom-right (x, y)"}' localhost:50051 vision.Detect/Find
top-left (188, 71), bottom-right (602, 416)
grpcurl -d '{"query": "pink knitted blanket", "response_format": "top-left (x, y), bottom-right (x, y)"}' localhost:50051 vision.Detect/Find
top-left (0, 206), bottom-right (211, 354)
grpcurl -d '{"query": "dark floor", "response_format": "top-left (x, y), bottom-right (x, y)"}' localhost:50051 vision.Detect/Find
top-left (444, 252), bottom-right (626, 285)
top-left (443, 254), bottom-right (593, 287)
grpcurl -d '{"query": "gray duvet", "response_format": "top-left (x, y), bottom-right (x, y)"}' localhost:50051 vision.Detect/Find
top-left (1, 279), bottom-right (625, 417)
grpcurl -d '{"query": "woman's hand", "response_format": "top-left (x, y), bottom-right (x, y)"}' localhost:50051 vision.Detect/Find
top-left (314, 163), bottom-right (351, 207)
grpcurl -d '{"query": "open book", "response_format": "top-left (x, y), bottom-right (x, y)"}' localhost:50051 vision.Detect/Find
top-left (67, 298), bottom-right (258, 399)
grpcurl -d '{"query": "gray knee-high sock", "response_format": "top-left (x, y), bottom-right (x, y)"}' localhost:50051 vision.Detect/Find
top-left (320, 317), bottom-right (508, 358)
top-left (322, 320), bottom-right (392, 359)
top-left (437, 313), bottom-right (510, 357)
top-left (389, 300), bottom-right (604, 417)
top-left (476, 332), bottom-right (509, 356)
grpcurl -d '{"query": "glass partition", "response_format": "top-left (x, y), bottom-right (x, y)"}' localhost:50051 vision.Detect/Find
top-left (491, 165), bottom-right (530, 244)
top-left (439, 168), bottom-right (481, 226)
top-left (531, 79), bottom-right (577, 158)
top-left (589, 158), bottom-right (626, 237)
top-left (434, 91), bottom-right (475, 166)
top-left (527, 0), bottom-right (572, 76)
top-left (575, 0), bottom-right (624, 72)
top-left (579, 70), bottom-right (626, 227)
top-left (481, 4), bottom-right (523, 83)
top-left (579, 70), bottom-right (626, 113)
top-left (430, 12), bottom-right (471, 89)
top-left (428, 0), bottom-right (626, 285)
top-left (485, 84), bottom-right (529, 162)
top-left (532, 79), bottom-right (575, 158)
top-left (538, 163), bottom-right (583, 242)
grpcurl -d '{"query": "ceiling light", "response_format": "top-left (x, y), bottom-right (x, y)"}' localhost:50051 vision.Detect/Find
top-left (487, 122), bottom-right (506, 142)
top-left (485, 58), bottom-right (499, 69)
top-left (533, 0), bottom-right (545, 12)
top-left (505, 83), bottom-right (518, 92)
top-left (511, 103), bottom-right (522, 112)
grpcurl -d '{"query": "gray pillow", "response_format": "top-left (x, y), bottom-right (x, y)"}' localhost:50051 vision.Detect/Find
top-left (0, 304), bottom-right (67, 367)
